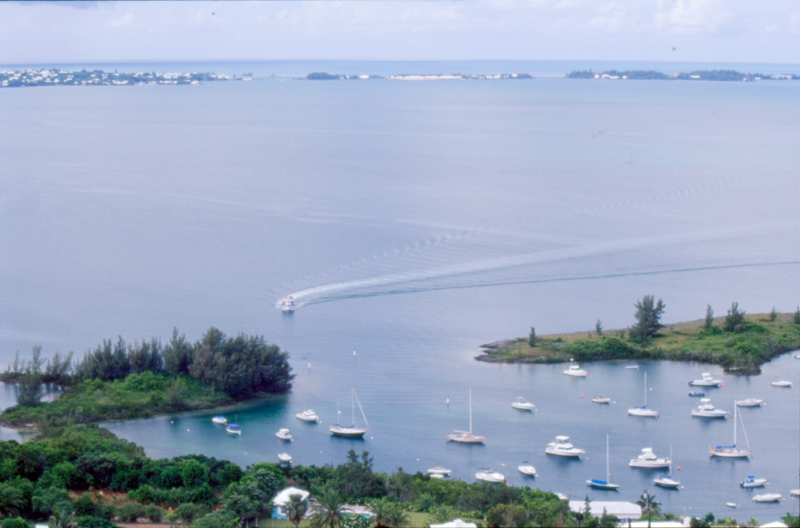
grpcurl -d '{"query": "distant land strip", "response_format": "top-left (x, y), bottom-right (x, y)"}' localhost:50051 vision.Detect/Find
top-left (5, 67), bottom-right (799, 88)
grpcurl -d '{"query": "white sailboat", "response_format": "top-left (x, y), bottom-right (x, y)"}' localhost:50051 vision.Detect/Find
top-left (628, 372), bottom-right (659, 417)
top-left (330, 387), bottom-right (369, 438)
top-left (710, 400), bottom-right (750, 458)
top-left (446, 389), bottom-right (486, 443)
top-left (587, 434), bottom-right (620, 490)
top-left (653, 445), bottom-right (680, 489)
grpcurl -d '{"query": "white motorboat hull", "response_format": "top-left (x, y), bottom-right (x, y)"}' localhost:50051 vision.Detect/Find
top-left (276, 429), bottom-right (293, 440)
top-left (296, 411), bottom-right (319, 422)
top-left (212, 416), bottom-right (227, 424)
top-left (226, 428), bottom-right (241, 436)
top-left (771, 381), bottom-right (792, 387)
top-left (736, 399), bottom-right (763, 407)
top-left (630, 460), bottom-right (671, 468)
top-left (689, 380), bottom-right (721, 386)
top-left (518, 466), bottom-right (537, 476)
top-left (741, 479), bottom-right (767, 488)
top-left (692, 410), bottom-right (729, 418)
top-left (791, 489), bottom-right (800, 497)
top-left (546, 447), bottom-right (584, 457)
top-left (654, 477), bottom-right (680, 489)
top-left (430, 474), bottom-right (444, 479)
top-left (427, 467), bottom-right (452, 476)
top-left (476, 472), bottom-right (505, 483)
top-left (278, 454), bottom-right (292, 463)
top-left (592, 397), bottom-right (611, 404)
top-left (564, 370), bottom-right (587, 377)
top-left (330, 426), bottom-right (367, 438)
top-left (753, 494), bottom-right (781, 502)
top-left (512, 403), bottom-right (535, 411)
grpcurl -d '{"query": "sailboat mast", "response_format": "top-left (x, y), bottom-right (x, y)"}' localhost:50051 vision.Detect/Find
top-left (351, 388), bottom-right (355, 426)
top-left (733, 401), bottom-right (737, 446)
top-left (606, 434), bottom-right (610, 483)
top-left (469, 389), bottom-right (473, 435)
top-left (644, 372), bottom-right (647, 406)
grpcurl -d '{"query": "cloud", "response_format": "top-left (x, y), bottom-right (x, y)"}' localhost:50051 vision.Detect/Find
top-left (105, 12), bottom-right (133, 29)
top-left (653, 0), bottom-right (733, 34)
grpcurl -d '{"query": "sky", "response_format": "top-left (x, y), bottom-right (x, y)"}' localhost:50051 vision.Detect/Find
top-left (1, 0), bottom-right (799, 65)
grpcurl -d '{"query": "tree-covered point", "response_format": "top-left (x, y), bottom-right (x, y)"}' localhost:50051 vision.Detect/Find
top-left (565, 68), bottom-right (799, 81)
top-left (1, 327), bottom-right (294, 426)
top-left (480, 300), bottom-right (800, 375)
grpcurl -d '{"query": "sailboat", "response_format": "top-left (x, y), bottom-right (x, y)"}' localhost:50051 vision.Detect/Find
top-left (446, 389), bottom-right (485, 443)
top-left (628, 372), bottom-right (659, 417)
top-left (587, 434), bottom-right (620, 490)
top-left (654, 445), bottom-right (680, 489)
top-left (710, 400), bottom-right (750, 458)
top-left (330, 387), bottom-right (370, 438)
top-left (226, 414), bottom-right (242, 435)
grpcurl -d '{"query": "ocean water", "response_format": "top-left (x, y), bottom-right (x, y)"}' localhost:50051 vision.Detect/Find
top-left (1, 61), bottom-right (799, 521)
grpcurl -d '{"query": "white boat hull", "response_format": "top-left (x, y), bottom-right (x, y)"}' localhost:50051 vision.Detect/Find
top-left (753, 494), bottom-right (782, 502)
top-left (628, 408), bottom-right (659, 417)
top-left (212, 416), bottom-right (227, 424)
top-left (710, 447), bottom-right (750, 458)
top-left (592, 397), bottom-right (611, 404)
top-left (447, 432), bottom-right (485, 443)
top-left (771, 381), bottom-right (792, 387)
top-left (518, 465), bottom-right (537, 476)
top-left (564, 370), bottom-right (587, 377)
top-left (736, 399), bottom-right (763, 407)
top-left (278, 454), bottom-right (292, 463)
top-left (330, 426), bottom-right (367, 438)
top-left (741, 479), bottom-right (767, 488)
top-left (512, 403), bottom-right (535, 411)
top-left (587, 480), bottom-right (620, 490)
top-left (476, 472), bottom-right (505, 483)
top-left (654, 477), bottom-right (680, 489)
top-left (630, 460), bottom-right (671, 469)
top-left (296, 411), bottom-right (319, 422)
top-left (692, 410), bottom-right (729, 418)
top-left (427, 467), bottom-right (452, 476)
top-left (546, 447), bottom-right (584, 457)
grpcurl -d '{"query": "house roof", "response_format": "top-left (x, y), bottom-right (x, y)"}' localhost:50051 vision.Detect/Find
top-left (273, 487), bottom-right (310, 506)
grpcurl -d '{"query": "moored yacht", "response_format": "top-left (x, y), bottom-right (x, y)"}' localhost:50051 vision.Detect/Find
top-left (276, 428), bottom-right (292, 440)
top-left (511, 397), bottom-right (536, 411)
top-left (226, 423), bottom-right (241, 435)
top-left (740, 476), bottom-right (767, 488)
top-left (691, 398), bottom-right (729, 418)
top-left (628, 372), bottom-right (658, 417)
top-left (710, 402), bottom-right (750, 458)
top-left (753, 493), bottom-right (782, 502)
top-left (447, 389), bottom-right (485, 443)
top-left (629, 448), bottom-right (671, 468)
top-left (592, 396), bottom-right (611, 404)
top-left (689, 373), bottom-right (722, 387)
top-left (654, 475), bottom-right (680, 489)
top-left (546, 436), bottom-right (585, 457)
top-left (771, 380), bottom-right (792, 387)
top-left (475, 469), bottom-right (505, 483)
top-left (212, 416), bottom-right (227, 424)
top-left (427, 467), bottom-right (452, 476)
top-left (330, 387), bottom-right (369, 438)
top-left (736, 398), bottom-right (763, 407)
top-left (280, 295), bottom-right (295, 312)
top-left (296, 409), bottom-right (319, 422)
top-left (518, 462), bottom-right (537, 476)
top-left (563, 359), bottom-right (587, 377)
top-left (278, 453), bottom-right (292, 463)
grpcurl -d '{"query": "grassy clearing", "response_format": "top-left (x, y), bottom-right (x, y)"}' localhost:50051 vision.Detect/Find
top-left (478, 313), bottom-right (800, 374)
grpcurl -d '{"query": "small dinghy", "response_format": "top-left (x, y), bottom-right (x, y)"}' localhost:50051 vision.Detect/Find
top-left (518, 462), bottom-right (537, 477)
top-left (592, 396), bottom-right (611, 404)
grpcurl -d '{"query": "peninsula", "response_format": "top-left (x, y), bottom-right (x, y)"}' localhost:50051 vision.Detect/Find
top-left (0, 68), bottom-right (248, 88)
top-left (478, 308), bottom-right (800, 375)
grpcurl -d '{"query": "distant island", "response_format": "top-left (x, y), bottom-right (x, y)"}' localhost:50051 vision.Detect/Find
top-left (566, 69), bottom-right (799, 81)
top-left (306, 71), bottom-right (533, 80)
top-left (0, 68), bottom-right (251, 88)
top-left (479, 303), bottom-right (800, 375)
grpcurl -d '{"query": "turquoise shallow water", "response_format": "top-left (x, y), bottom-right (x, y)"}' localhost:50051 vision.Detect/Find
top-left (1, 61), bottom-right (799, 521)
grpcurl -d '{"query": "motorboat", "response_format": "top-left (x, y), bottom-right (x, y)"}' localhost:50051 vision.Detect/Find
top-left (427, 467), bottom-right (452, 476)
top-left (330, 387), bottom-right (369, 438)
top-left (511, 397), bottom-right (535, 411)
top-left (430, 474), bottom-right (444, 479)
top-left (654, 475), bottom-right (680, 489)
top-left (587, 434), bottom-right (620, 490)
top-left (296, 409), bottom-right (319, 422)
top-left (475, 469), bottom-right (505, 483)
top-left (688, 391), bottom-right (706, 397)
top-left (276, 428), bottom-right (292, 440)
top-left (753, 493), bottom-right (782, 502)
top-left (626, 365), bottom-right (639, 370)
top-left (736, 399), bottom-right (763, 407)
top-left (791, 489), bottom-right (800, 497)
top-left (278, 453), bottom-right (292, 463)
top-left (691, 398), bottom-right (729, 418)
top-left (771, 380), bottom-right (792, 387)
top-left (592, 397), bottom-right (611, 404)
top-left (689, 373), bottom-right (722, 387)
top-left (740, 476), bottom-right (767, 488)
top-left (212, 416), bottom-right (227, 424)
top-left (629, 448), bottom-right (671, 468)
top-left (447, 389), bottom-right (486, 443)
top-left (280, 295), bottom-right (295, 312)
top-left (726, 503), bottom-right (738, 508)
top-left (518, 462), bottom-right (537, 476)
top-left (546, 436), bottom-right (585, 457)
top-left (564, 359), bottom-right (587, 377)
top-left (226, 423), bottom-right (241, 436)
top-left (628, 372), bottom-right (659, 417)
top-left (710, 401), bottom-right (750, 458)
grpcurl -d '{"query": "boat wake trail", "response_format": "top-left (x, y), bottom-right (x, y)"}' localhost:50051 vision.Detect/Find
top-left (276, 223), bottom-right (793, 310)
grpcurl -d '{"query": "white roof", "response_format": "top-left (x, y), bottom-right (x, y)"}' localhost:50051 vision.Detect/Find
top-left (759, 522), bottom-right (788, 528)
top-left (569, 501), bottom-right (642, 520)
top-left (430, 519), bottom-right (478, 528)
top-left (620, 522), bottom-right (684, 528)
top-left (273, 487), bottom-right (310, 506)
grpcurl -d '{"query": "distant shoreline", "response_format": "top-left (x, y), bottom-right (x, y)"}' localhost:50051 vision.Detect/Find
top-left (477, 313), bottom-right (800, 375)
top-left (4, 67), bottom-right (799, 88)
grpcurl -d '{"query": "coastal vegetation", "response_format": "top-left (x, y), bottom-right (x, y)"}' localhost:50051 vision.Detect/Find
top-left (566, 69), bottom-right (800, 81)
top-left (0, 69), bottom-right (243, 88)
top-left (479, 300), bottom-right (800, 374)
top-left (0, 328), bottom-right (293, 429)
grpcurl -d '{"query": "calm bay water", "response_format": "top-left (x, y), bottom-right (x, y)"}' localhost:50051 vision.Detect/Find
top-left (1, 60), bottom-right (799, 521)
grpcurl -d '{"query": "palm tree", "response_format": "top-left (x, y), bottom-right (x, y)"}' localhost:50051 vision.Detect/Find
top-left (49, 510), bottom-right (77, 528)
top-left (309, 487), bottom-right (348, 528)
top-left (284, 494), bottom-right (308, 528)
top-left (635, 489), bottom-right (661, 518)
top-left (369, 498), bottom-right (394, 528)
top-left (0, 486), bottom-right (24, 518)
top-left (424, 505), bottom-right (456, 528)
